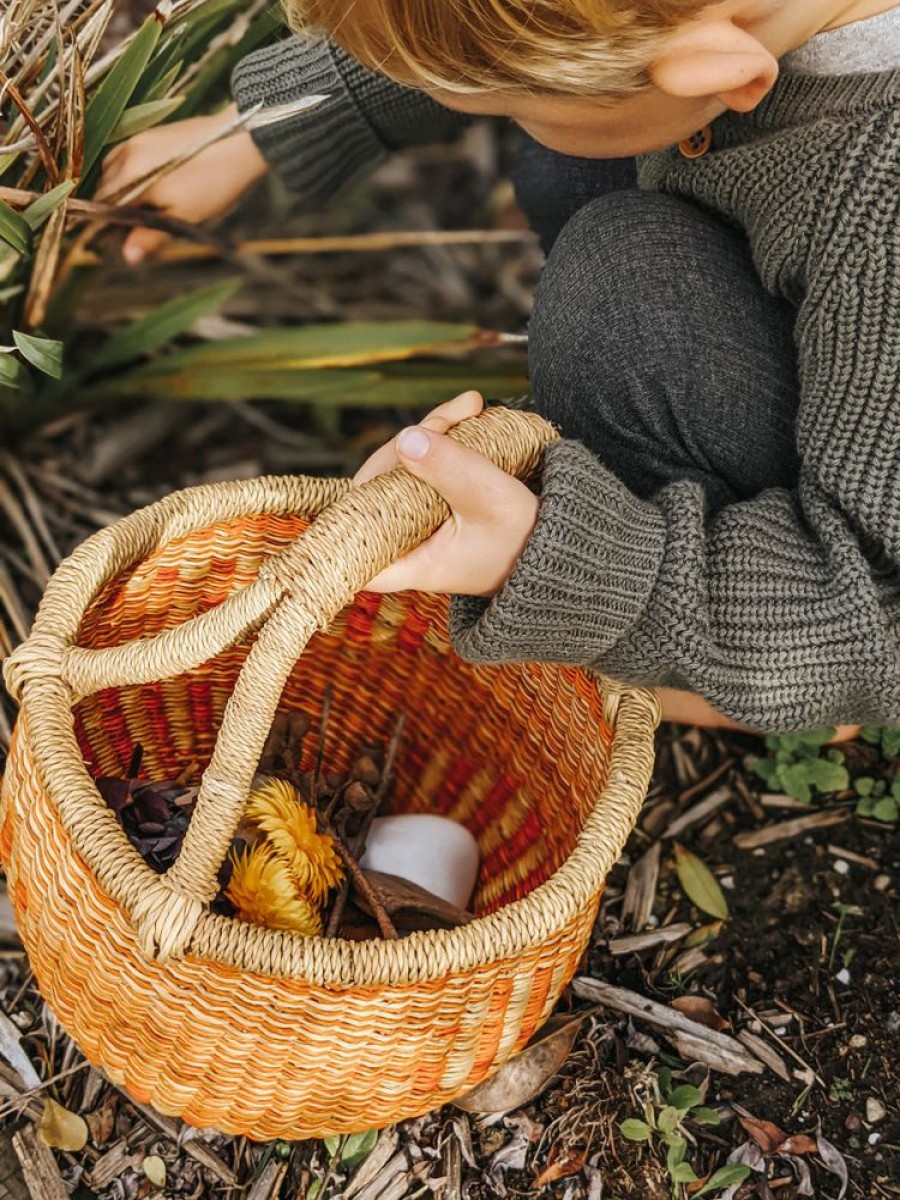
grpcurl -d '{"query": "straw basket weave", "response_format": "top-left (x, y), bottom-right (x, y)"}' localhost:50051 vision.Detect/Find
top-left (1, 408), bottom-right (657, 1139)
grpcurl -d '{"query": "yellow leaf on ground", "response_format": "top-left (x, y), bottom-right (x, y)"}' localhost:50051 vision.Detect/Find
top-left (673, 845), bottom-right (729, 921)
top-left (40, 1098), bottom-right (88, 1152)
top-left (142, 1155), bottom-right (167, 1187)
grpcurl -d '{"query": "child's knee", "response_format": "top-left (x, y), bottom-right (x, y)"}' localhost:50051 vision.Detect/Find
top-left (529, 191), bottom-right (693, 429)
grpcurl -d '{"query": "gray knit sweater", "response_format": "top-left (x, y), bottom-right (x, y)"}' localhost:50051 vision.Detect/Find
top-left (233, 41), bottom-right (900, 731)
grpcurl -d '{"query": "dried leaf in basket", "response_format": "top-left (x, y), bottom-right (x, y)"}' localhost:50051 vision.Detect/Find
top-left (454, 1010), bottom-right (594, 1114)
top-left (354, 870), bottom-right (473, 933)
top-left (98, 773), bottom-right (199, 874)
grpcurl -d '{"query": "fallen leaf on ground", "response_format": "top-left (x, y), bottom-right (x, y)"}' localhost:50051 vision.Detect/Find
top-left (817, 1135), bottom-right (849, 1199)
top-left (736, 1110), bottom-right (789, 1155)
top-left (671, 996), bottom-right (730, 1031)
top-left (683, 921), bottom-right (724, 949)
top-left (674, 845), bottom-right (729, 920)
top-left (455, 1011), bottom-right (593, 1114)
top-left (533, 1148), bottom-right (585, 1189)
top-left (84, 1097), bottom-right (117, 1146)
top-left (40, 1097), bottom-right (89, 1152)
top-left (142, 1155), bottom-right (167, 1188)
top-left (778, 1134), bottom-right (818, 1156)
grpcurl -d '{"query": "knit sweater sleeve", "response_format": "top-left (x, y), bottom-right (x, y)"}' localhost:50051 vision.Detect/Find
top-left (231, 37), bottom-right (469, 208)
top-left (451, 117), bottom-right (900, 731)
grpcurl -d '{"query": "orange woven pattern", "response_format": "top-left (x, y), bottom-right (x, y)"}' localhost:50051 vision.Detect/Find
top-left (0, 412), bottom-right (658, 1138)
top-left (74, 514), bottom-right (612, 913)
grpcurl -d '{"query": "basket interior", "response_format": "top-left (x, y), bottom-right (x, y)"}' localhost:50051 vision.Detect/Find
top-left (73, 513), bottom-right (614, 916)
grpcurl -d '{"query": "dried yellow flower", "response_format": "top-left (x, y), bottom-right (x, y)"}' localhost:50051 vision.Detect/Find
top-left (226, 845), bottom-right (323, 936)
top-left (245, 777), bottom-right (344, 904)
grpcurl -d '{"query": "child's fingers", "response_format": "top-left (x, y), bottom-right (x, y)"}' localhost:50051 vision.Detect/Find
top-left (419, 390), bottom-right (484, 433)
top-left (352, 391), bottom-right (484, 485)
top-left (122, 226), bottom-right (168, 265)
top-left (394, 425), bottom-right (517, 517)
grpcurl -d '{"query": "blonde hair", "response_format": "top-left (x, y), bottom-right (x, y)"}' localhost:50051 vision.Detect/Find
top-left (282, 0), bottom-right (713, 98)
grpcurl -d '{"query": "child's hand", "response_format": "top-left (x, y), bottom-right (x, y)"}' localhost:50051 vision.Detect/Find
top-left (97, 104), bottom-right (267, 264)
top-left (354, 393), bottom-right (539, 596)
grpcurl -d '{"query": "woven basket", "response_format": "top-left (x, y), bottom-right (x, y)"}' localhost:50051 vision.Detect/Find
top-left (1, 408), bottom-right (657, 1140)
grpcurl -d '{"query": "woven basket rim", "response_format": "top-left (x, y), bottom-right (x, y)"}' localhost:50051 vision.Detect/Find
top-left (7, 471), bottom-right (659, 986)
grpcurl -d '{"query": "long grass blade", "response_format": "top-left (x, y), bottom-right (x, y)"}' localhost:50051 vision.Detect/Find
top-left (86, 277), bottom-right (240, 373)
top-left (22, 181), bottom-right (74, 231)
top-left (109, 97), bottom-right (186, 143)
top-left (81, 10), bottom-right (165, 177)
top-left (0, 202), bottom-right (32, 255)
top-left (102, 321), bottom-right (484, 376)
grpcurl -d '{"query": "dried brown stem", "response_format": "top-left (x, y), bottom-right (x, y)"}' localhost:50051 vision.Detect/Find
top-left (65, 229), bottom-right (536, 267)
top-left (0, 69), bottom-right (61, 185)
top-left (326, 827), bottom-right (398, 941)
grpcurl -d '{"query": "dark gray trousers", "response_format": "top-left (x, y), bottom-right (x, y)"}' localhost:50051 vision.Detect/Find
top-left (513, 143), bottom-right (800, 511)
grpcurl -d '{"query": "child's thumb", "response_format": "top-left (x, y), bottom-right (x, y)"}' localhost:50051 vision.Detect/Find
top-left (122, 226), bottom-right (167, 265)
top-left (395, 426), bottom-right (509, 514)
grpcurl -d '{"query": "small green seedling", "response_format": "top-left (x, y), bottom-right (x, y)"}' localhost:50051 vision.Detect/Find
top-left (752, 730), bottom-right (849, 804)
top-left (853, 774), bottom-right (900, 823)
top-left (619, 1071), bottom-right (750, 1198)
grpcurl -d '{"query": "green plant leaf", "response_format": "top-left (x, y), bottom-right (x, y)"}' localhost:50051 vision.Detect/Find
top-left (657, 1107), bottom-right (682, 1137)
top-left (669, 1162), bottom-right (698, 1184)
top-left (690, 1107), bottom-right (722, 1126)
top-left (778, 729), bottom-right (835, 753)
top-left (881, 728), bottom-right (900, 757)
top-left (87, 278), bottom-right (241, 374)
top-left (751, 756), bottom-right (781, 788)
top-left (854, 776), bottom-right (876, 797)
top-left (871, 797), bottom-right (899, 823)
top-left (619, 1119), bottom-right (652, 1143)
top-left (666, 1139), bottom-right (687, 1173)
top-left (138, 61), bottom-right (184, 105)
top-left (12, 331), bottom-right (63, 379)
top-left (109, 97), bottom-right (186, 142)
top-left (340, 1129), bottom-right (378, 1169)
top-left (0, 200), bottom-right (32, 255)
top-left (22, 182), bottom-right (75, 232)
top-left (777, 762), bottom-right (812, 803)
top-left (781, 758), bottom-right (849, 801)
top-left (695, 1164), bottom-right (752, 1196)
top-left (667, 1085), bottom-right (704, 1113)
top-left (114, 320), bottom-right (483, 373)
top-left (96, 358), bottom-right (528, 409)
top-left (0, 352), bottom-right (29, 391)
top-left (83, 13), bottom-right (164, 176)
top-left (674, 845), bottom-right (729, 921)
top-left (322, 1135), bottom-right (341, 1157)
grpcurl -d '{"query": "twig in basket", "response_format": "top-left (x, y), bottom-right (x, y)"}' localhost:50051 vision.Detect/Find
top-left (324, 879), bottom-right (352, 938)
top-left (373, 713), bottom-right (407, 809)
top-left (324, 825), bottom-right (399, 940)
top-left (324, 714), bottom-right (406, 936)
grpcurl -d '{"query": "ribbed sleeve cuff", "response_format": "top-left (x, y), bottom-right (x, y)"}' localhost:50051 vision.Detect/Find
top-left (449, 440), bottom-right (668, 667)
top-left (231, 38), bottom-right (387, 207)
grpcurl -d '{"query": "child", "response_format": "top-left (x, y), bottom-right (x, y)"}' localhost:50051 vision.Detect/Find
top-left (100, 0), bottom-right (900, 734)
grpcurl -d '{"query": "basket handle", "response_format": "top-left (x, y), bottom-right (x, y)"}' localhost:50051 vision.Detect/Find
top-left (133, 408), bottom-right (558, 958)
